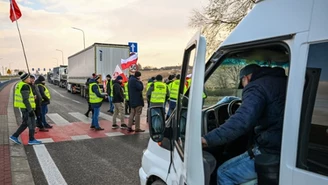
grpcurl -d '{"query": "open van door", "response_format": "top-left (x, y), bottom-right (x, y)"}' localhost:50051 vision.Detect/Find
top-left (166, 31), bottom-right (207, 185)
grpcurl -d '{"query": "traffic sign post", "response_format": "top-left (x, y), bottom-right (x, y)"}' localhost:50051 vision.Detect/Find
top-left (128, 42), bottom-right (138, 53)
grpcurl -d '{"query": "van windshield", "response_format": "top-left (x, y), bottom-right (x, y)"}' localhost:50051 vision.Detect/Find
top-left (203, 45), bottom-right (289, 108)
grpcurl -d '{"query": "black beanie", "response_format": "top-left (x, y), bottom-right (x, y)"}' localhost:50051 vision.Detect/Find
top-left (135, 71), bottom-right (141, 77)
top-left (19, 72), bottom-right (29, 81)
top-left (38, 75), bottom-right (46, 82)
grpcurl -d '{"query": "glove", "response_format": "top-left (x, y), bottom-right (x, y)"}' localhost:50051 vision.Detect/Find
top-left (29, 111), bottom-right (35, 117)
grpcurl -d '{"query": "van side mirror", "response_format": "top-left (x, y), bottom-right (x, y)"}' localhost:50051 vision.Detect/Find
top-left (148, 107), bottom-right (165, 142)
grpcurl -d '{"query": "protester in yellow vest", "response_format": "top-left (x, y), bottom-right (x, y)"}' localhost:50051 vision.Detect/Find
top-left (35, 75), bottom-right (52, 129)
top-left (89, 75), bottom-right (107, 130)
top-left (124, 81), bottom-right (131, 115)
top-left (10, 72), bottom-right (42, 145)
top-left (167, 74), bottom-right (181, 119)
top-left (147, 75), bottom-right (169, 107)
top-left (106, 74), bottom-right (114, 114)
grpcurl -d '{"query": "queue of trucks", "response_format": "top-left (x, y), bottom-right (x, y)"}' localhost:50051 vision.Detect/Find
top-left (49, 43), bottom-right (130, 98)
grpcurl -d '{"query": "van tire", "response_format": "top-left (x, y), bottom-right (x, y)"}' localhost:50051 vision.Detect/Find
top-left (151, 180), bottom-right (166, 185)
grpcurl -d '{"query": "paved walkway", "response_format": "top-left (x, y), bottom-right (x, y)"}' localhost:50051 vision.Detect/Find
top-left (0, 82), bottom-right (35, 185)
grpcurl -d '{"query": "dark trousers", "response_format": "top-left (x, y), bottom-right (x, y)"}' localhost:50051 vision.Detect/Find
top-left (125, 100), bottom-right (131, 114)
top-left (13, 109), bottom-right (36, 141)
top-left (86, 102), bottom-right (94, 116)
top-left (35, 105), bottom-right (44, 128)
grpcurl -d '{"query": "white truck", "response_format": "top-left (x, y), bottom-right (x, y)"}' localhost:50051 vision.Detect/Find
top-left (52, 65), bottom-right (67, 88)
top-left (67, 43), bottom-right (130, 97)
top-left (140, 0), bottom-right (328, 185)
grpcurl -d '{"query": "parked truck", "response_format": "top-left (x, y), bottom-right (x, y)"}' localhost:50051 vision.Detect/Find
top-left (67, 43), bottom-right (130, 97)
top-left (52, 65), bottom-right (67, 88)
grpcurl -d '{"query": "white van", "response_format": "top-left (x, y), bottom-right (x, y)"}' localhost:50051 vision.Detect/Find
top-left (139, 0), bottom-right (328, 184)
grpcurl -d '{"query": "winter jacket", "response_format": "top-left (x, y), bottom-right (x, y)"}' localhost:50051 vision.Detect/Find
top-left (128, 75), bottom-right (144, 108)
top-left (112, 80), bottom-right (124, 103)
top-left (204, 67), bottom-right (288, 154)
top-left (20, 84), bottom-right (33, 113)
top-left (31, 83), bottom-right (42, 107)
top-left (35, 80), bottom-right (50, 106)
top-left (89, 79), bottom-right (106, 108)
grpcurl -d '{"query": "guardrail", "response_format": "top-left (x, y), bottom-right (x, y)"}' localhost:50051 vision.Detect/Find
top-left (0, 79), bottom-right (19, 91)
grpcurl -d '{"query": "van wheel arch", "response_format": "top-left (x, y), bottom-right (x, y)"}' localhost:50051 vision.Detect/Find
top-left (147, 176), bottom-right (166, 185)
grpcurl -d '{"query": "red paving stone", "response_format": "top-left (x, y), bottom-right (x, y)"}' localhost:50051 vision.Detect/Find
top-left (0, 145), bottom-right (12, 185)
top-left (21, 120), bottom-right (149, 145)
top-left (0, 83), bottom-right (14, 115)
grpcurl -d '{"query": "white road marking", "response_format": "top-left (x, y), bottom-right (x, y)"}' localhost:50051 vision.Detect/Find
top-left (69, 112), bottom-right (91, 123)
top-left (47, 85), bottom-right (65, 98)
top-left (38, 138), bottom-right (54, 143)
top-left (47, 113), bottom-right (70, 125)
top-left (99, 112), bottom-right (113, 121)
top-left (105, 132), bottom-right (124, 137)
top-left (71, 100), bottom-right (82, 104)
top-left (71, 135), bottom-right (91, 140)
top-left (33, 145), bottom-right (68, 185)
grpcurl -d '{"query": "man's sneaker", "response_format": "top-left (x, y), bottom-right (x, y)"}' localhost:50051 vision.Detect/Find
top-left (120, 124), bottom-right (128, 129)
top-left (44, 124), bottom-right (53, 129)
top-left (135, 129), bottom-right (145, 132)
top-left (39, 128), bottom-right (49, 132)
top-left (90, 125), bottom-right (95, 129)
top-left (28, 139), bottom-right (42, 145)
top-left (112, 124), bottom-right (119, 129)
top-left (9, 136), bottom-right (21, 145)
top-left (127, 127), bottom-right (134, 132)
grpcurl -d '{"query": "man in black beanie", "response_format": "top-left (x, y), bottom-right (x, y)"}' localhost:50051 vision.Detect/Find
top-left (10, 72), bottom-right (42, 145)
top-left (35, 75), bottom-right (52, 128)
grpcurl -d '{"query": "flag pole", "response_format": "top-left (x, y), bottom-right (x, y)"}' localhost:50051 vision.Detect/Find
top-left (10, 0), bottom-right (30, 74)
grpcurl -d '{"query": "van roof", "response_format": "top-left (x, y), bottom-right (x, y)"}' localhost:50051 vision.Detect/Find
top-left (220, 0), bottom-right (314, 47)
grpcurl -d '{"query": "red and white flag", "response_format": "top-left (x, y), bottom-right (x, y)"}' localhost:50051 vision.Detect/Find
top-left (121, 53), bottom-right (138, 70)
top-left (112, 65), bottom-right (128, 83)
top-left (9, 0), bottom-right (22, 22)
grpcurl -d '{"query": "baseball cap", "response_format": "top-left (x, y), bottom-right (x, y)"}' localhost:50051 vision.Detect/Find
top-left (238, 64), bottom-right (260, 89)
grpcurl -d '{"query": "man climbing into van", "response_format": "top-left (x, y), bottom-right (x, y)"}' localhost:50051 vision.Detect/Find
top-left (201, 64), bottom-right (288, 185)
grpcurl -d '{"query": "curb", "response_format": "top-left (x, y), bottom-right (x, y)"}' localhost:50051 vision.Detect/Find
top-left (7, 83), bottom-right (35, 185)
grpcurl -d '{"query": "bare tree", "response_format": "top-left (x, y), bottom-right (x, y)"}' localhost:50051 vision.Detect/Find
top-left (189, 0), bottom-right (255, 58)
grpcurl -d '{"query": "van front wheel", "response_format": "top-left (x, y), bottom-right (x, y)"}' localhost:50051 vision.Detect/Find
top-left (152, 180), bottom-right (166, 185)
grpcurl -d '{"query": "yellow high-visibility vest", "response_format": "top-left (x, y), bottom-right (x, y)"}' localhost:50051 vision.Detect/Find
top-left (109, 80), bottom-right (113, 97)
top-left (185, 79), bottom-right (207, 98)
top-left (37, 84), bottom-right (51, 100)
top-left (89, 83), bottom-right (103, 103)
top-left (146, 82), bottom-right (153, 92)
top-left (14, 81), bottom-right (36, 109)
top-left (150, 82), bottom-right (167, 103)
top-left (169, 79), bottom-right (180, 100)
top-left (124, 82), bottom-right (129, 100)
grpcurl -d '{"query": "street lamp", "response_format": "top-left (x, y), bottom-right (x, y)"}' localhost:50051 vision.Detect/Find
top-left (52, 58), bottom-right (58, 66)
top-left (56, 49), bottom-right (64, 65)
top-left (72, 27), bottom-right (85, 49)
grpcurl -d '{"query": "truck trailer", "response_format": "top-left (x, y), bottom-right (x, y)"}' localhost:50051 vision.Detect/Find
top-left (52, 65), bottom-right (68, 88)
top-left (67, 43), bottom-right (130, 97)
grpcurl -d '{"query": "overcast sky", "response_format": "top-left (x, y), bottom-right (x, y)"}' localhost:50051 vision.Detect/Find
top-left (0, 0), bottom-right (206, 72)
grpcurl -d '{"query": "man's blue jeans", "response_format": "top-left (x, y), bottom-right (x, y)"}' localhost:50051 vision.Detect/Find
top-left (41, 105), bottom-right (49, 126)
top-left (92, 107), bottom-right (100, 128)
top-left (166, 100), bottom-right (176, 118)
top-left (109, 96), bottom-right (114, 112)
top-left (217, 148), bottom-right (261, 185)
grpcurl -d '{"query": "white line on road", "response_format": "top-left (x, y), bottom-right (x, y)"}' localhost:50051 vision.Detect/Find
top-left (71, 100), bottom-right (82, 104)
top-left (33, 145), bottom-right (68, 185)
top-left (69, 112), bottom-right (91, 123)
top-left (71, 135), bottom-right (91, 140)
top-left (105, 132), bottom-right (124, 137)
top-left (99, 112), bottom-right (113, 121)
top-left (47, 85), bottom-right (65, 98)
top-left (47, 113), bottom-right (70, 125)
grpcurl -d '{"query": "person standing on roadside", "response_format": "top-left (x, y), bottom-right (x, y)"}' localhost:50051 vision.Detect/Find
top-left (89, 75), bottom-right (107, 130)
top-left (112, 76), bottom-right (128, 129)
top-left (124, 79), bottom-right (131, 115)
top-left (106, 74), bottom-right (114, 114)
top-left (147, 75), bottom-right (169, 108)
top-left (35, 75), bottom-right (52, 129)
top-left (30, 75), bottom-right (48, 132)
top-left (10, 72), bottom-right (42, 145)
top-left (127, 71), bottom-right (145, 132)
top-left (84, 77), bottom-right (94, 117)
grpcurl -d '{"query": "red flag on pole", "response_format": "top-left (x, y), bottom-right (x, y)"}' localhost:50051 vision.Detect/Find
top-left (9, 0), bottom-right (22, 22)
top-left (121, 53), bottom-right (138, 70)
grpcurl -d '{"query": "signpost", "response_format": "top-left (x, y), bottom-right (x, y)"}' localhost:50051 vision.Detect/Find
top-left (6, 69), bottom-right (11, 75)
top-left (128, 42), bottom-right (138, 53)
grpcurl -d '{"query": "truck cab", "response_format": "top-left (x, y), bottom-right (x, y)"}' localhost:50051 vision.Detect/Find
top-left (139, 0), bottom-right (328, 184)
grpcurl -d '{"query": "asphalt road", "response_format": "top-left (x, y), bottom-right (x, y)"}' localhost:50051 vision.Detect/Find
top-left (15, 83), bottom-right (150, 185)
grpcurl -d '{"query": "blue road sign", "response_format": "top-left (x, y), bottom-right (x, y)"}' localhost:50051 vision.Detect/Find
top-left (32, 68), bottom-right (34, 71)
top-left (128, 42), bottom-right (138, 53)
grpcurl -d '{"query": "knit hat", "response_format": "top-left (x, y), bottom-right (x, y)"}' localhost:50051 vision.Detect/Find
top-left (38, 75), bottom-right (46, 82)
top-left (19, 72), bottom-right (29, 81)
top-left (106, 74), bottom-right (111, 78)
top-left (135, 71), bottom-right (141, 77)
top-left (116, 76), bottom-right (123, 81)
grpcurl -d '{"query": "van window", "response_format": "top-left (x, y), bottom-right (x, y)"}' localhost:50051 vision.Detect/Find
top-left (297, 42), bottom-right (328, 176)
